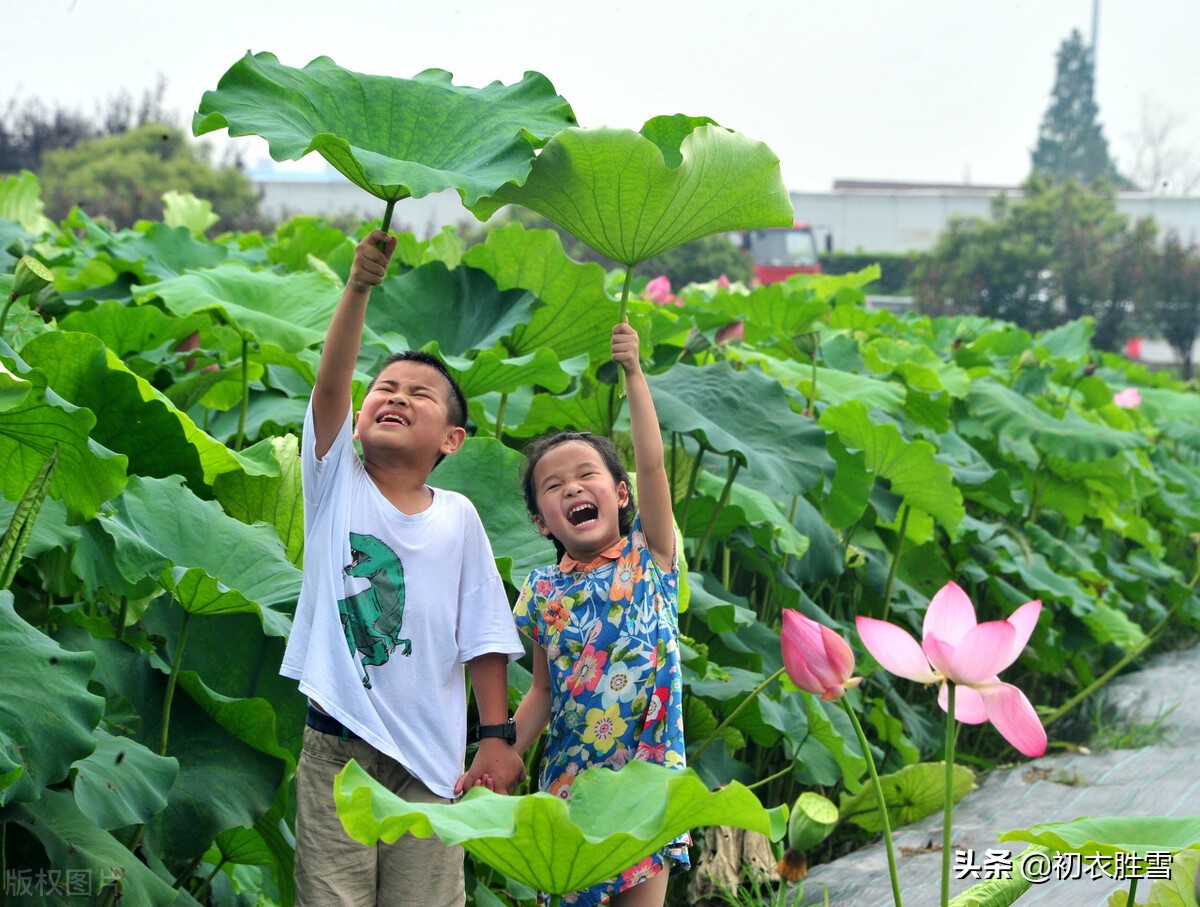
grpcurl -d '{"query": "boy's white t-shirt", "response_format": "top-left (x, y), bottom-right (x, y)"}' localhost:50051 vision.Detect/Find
top-left (281, 400), bottom-right (523, 798)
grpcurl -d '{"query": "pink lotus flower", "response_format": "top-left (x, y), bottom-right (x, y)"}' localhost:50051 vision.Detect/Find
top-left (782, 610), bottom-right (862, 701)
top-left (1113, 387), bottom-right (1142, 409)
top-left (856, 582), bottom-right (1046, 757)
top-left (643, 275), bottom-right (677, 306)
top-left (717, 274), bottom-right (732, 289)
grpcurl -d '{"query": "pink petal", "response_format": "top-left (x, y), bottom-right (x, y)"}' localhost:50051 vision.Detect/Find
top-left (644, 275), bottom-right (673, 304)
top-left (1004, 601), bottom-right (1041, 663)
top-left (977, 682), bottom-right (1047, 757)
top-left (781, 610), bottom-right (829, 696)
top-left (922, 634), bottom-right (956, 679)
top-left (819, 624), bottom-right (856, 684)
top-left (938, 682), bottom-right (989, 724)
top-left (856, 617), bottom-right (938, 683)
top-left (948, 620), bottom-right (1017, 683)
top-left (923, 581), bottom-right (978, 647)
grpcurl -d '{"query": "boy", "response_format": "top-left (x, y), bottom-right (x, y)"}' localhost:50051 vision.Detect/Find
top-left (282, 229), bottom-right (525, 906)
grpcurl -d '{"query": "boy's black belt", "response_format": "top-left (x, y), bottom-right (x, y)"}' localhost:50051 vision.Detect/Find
top-left (306, 704), bottom-right (359, 741)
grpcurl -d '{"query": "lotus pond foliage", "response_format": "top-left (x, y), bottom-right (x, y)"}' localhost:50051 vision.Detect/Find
top-left (1, 62), bottom-right (1199, 906)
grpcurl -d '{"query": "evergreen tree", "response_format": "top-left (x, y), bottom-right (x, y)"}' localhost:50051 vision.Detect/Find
top-left (1031, 30), bottom-right (1127, 185)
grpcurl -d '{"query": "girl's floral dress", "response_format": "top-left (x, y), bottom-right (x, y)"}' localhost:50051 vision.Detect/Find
top-left (513, 515), bottom-right (690, 906)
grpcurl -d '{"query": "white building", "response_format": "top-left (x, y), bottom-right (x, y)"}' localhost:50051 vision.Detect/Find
top-left (795, 180), bottom-right (1200, 254)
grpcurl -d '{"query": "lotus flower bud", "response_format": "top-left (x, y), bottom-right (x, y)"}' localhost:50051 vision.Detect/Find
top-left (954, 322), bottom-right (978, 344)
top-left (795, 331), bottom-right (821, 358)
top-left (11, 256), bottom-right (52, 300)
top-left (1018, 349), bottom-right (1039, 370)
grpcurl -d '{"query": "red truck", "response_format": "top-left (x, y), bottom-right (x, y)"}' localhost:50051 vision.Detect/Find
top-left (739, 223), bottom-right (822, 284)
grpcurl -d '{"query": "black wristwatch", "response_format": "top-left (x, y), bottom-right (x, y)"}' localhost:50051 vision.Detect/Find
top-left (475, 718), bottom-right (516, 745)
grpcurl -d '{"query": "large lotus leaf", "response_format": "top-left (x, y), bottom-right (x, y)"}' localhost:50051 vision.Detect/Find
top-left (430, 437), bottom-right (554, 585)
top-left (212, 794), bottom-right (296, 907)
top-left (730, 348), bottom-right (906, 410)
top-left (336, 759), bottom-right (786, 895)
top-left (462, 224), bottom-right (618, 365)
top-left (441, 347), bottom-right (574, 400)
top-left (269, 215), bottom-right (357, 276)
top-left (862, 337), bottom-right (971, 397)
top-left (71, 728), bottom-right (179, 829)
top-left (471, 116), bottom-right (793, 266)
top-left (146, 607), bottom-right (304, 758)
top-left (194, 53), bottom-right (577, 206)
top-left (0, 592), bottom-right (104, 806)
top-left (515, 374), bottom-right (617, 439)
top-left (21, 331), bottom-right (276, 491)
top-left (0, 170), bottom-right (55, 236)
top-left (967, 379), bottom-right (1147, 460)
top-left (698, 283), bottom-right (829, 347)
top-left (646, 362), bottom-right (831, 499)
top-left (0, 341), bottom-right (128, 521)
top-left (820, 400), bottom-right (964, 534)
top-left (148, 680), bottom-right (288, 876)
top-left (213, 434), bottom-right (304, 567)
top-left (133, 262), bottom-right (342, 351)
top-left (177, 671), bottom-right (296, 773)
top-left (0, 353), bottom-right (31, 411)
top-left (366, 261), bottom-right (533, 357)
top-left (1036, 318), bottom-right (1093, 361)
top-left (93, 222), bottom-right (229, 283)
top-left (839, 761), bottom-right (975, 833)
top-left (690, 471), bottom-right (809, 559)
top-left (1000, 815), bottom-right (1200, 858)
top-left (60, 300), bottom-right (212, 361)
top-left (54, 628), bottom-right (287, 877)
top-left (162, 190), bottom-right (219, 238)
top-left (393, 225), bottom-right (466, 271)
top-left (94, 475), bottom-right (300, 636)
top-left (793, 696), bottom-right (866, 793)
top-left (0, 789), bottom-right (200, 906)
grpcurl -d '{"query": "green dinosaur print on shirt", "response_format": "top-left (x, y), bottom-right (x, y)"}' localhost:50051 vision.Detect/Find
top-left (338, 532), bottom-right (412, 689)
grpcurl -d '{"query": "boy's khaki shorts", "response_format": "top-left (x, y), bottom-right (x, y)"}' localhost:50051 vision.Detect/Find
top-left (294, 726), bottom-right (465, 907)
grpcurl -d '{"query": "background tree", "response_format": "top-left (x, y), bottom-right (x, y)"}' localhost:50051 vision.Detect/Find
top-left (0, 79), bottom-right (174, 175)
top-left (39, 123), bottom-right (264, 230)
top-left (912, 177), bottom-right (1154, 350)
top-left (1031, 29), bottom-right (1128, 186)
top-left (1149, 231), bottom-right (1200, 379)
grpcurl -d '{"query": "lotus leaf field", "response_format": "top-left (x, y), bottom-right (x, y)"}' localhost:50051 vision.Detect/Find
top-left (2, 57), bottom-right (1200, 907)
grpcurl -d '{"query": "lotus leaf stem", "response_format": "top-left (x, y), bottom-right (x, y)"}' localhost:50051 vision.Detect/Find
top-left (160, 610), bottom-right (192, 756)
top-left (691, 665), bottom-right (785, 764)
top-left (693, 459), bottom-right (741, 574)
top-left (495, 392), bottom-right (508, 440)
top-left (942, 683), bottom-right (956, 907)
top-left (234, 335), bottom-right (250, 451)
top-left (881, 504), bottom-right (910, 622)
top-left (842, 698), bottom-right (903, 907)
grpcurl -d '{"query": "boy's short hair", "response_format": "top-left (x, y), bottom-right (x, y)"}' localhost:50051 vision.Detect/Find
top-left (370, 351), bottom-right (468, 429)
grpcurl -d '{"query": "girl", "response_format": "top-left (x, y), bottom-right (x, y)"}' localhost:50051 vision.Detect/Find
top-left (462, 321), bottom-right (688, 906)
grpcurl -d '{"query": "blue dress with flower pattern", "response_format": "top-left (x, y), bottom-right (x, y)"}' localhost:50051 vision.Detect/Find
top-left (513, 515), bottom-right (690, 905)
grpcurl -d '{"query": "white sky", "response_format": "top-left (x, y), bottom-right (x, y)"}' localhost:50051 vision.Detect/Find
top-left (5, 0), bottom-right (1199, 192)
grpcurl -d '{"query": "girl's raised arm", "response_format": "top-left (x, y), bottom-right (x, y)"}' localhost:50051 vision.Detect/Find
top-left (611, 322), bottom-right (674, 567)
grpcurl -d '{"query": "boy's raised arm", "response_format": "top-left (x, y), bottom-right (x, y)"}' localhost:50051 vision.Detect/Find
top-left (311, 229), bottom-right (396, 458)
top-left (611, 322), bottom-right (674, 567)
